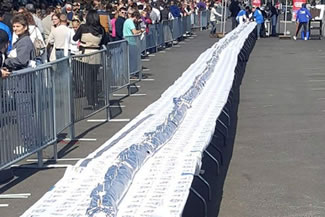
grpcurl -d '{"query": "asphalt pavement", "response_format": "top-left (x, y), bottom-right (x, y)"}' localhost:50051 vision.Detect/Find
top-left (218, 29), bottom-right (325, 216)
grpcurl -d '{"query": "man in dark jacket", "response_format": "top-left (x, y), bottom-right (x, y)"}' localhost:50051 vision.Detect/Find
top-left (115, 7), bottom-right (127, 41)
top-left (229, 0), bottom-right (240, 30)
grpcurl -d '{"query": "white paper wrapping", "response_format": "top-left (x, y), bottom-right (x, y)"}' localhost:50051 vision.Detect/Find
top-left (21, 22), bottom-right (256, 217)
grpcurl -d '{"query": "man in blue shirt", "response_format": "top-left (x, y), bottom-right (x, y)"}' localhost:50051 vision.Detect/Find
top-left (252, 6), bottom-right (264, 39)
top-left (0, 10), bottom-right (12, 51)
top-left (293, 3), bottom-right (312, 40)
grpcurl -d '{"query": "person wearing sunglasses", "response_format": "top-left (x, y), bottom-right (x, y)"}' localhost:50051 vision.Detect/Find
top-left (115, 7), bottom-right (127, 41)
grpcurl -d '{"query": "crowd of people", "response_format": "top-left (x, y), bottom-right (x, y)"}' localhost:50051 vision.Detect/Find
top-left (0, 0), bottom-right (313, 79)
top-left (0, 0), bottom-right (215, 79)
top-left (227, 1), bottom-right (280, 39)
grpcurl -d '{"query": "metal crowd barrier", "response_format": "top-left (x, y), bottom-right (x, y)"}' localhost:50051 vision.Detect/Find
top-left (192, 10), bottom-right (211, 30)
top-left (0, 11), bottom-right (211, 171)
top-left (71, 50), bottom-right (107, 123)
top-left (106, 40), bottom-right (130, 93)
top-left (50, 57), bottom-right (73, 134)
top-left (124, 35), bottom-right (142, 75)
top-left (0, 65), bottom-right (56, 170)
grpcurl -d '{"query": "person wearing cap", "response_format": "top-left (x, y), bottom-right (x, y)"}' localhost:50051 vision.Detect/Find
top-left (25, 3), bottom-right (44, 34)
top-left (293, 3), bottom-right (311, 40)
top-left (0, 9), bottom-right (12, 51)
top-left (0, 29), bottom-right (10, 78)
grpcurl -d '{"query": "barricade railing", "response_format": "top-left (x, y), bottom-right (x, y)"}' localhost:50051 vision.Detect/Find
top-left (0, 65), bottom-right (56, 170)
top-left (71, 49), bottom-right (108, 123)
top-left (145, 25), bottom-right (158, 53)
top-left (106, 40), bottom-right (130, 93)
top-left (124, 35), bottom-right (143, 75)
top-left (0, 11), bottom-right (210, 171)
top-left (50, 57), bottom-right (73, 134)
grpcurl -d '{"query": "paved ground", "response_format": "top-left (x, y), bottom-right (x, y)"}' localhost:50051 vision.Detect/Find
top-left (0, 30), bottom-right (219, 217)
top-left (218, 29), bottom-right (325, 216)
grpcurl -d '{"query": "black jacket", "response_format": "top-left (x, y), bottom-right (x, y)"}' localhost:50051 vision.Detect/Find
top-left (115, 16), bottom-right (126, 41)
top-left (229, 1), bottom-right (240, 17)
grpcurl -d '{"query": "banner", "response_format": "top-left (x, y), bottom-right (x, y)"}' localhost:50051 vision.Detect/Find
top-left (292, 0), bottom-right (307, 20)
top-left (252, 0), bottom-right (261, 7)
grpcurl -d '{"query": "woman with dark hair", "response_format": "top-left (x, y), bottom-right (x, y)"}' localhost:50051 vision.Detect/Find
top-left (73, 9), bottom-right (109, 53)
top-left (5, 14), bottom-right (35, 70)
top-left (73, 10), bottom-right (109, 109)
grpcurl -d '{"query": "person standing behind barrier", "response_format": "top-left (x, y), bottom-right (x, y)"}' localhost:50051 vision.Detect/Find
top-left (73, 10), bottom-right (109, 108)
top-left (229, 0), bottom-right (241, 30)
top-left (0, 29), bottom-right (13, 184)
top-left (0, 2), bottom-right (13, 31)
top-left (209, 2), bottom-right (222, 37)
top-left (293, 3), bottom-right (311, 40)
top-left (123, 10), bottom-right (143, 74)
top-left (42, 7), bottom-right (56, 42)
top-left (4, 14), bottom-right (37, 155)
top-left (4, 14), bottom-right (36, 70)
top-left (148, 5), bottom-right (159, 24)
top-left (96, 1), bottom-right (112, 34)
top-left (151, 3), bottom-right (161, 24)
top-left (0, 30), bottom-right (10, 78)
top-left (47, 14), bottom-right (71, 59)
top-left (115, 7), bottom-right (127, 41)
top-left (252, 6), bottom-right (264, 40)
top-left (69, 18), bottom-right (81, 55)
top-left (123, 10), bottom-right (144, 37)
top-left (25, 4), bottom-right (44, 34)
top-left (170, 1), bottom-right (181, 18)
top-left (0, 9), bottom-right (12, 51)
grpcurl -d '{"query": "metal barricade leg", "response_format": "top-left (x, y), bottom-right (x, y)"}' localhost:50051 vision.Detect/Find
top-left (209, 142), bottom-right (224, 165)
top-left (190, 187), bottom-right (208, 217)
top-left (37, 150), bottom-right (43, 168)
top-left (53, 143), bottom-right (58, 162)
top-left (195, 174), bottom-right (212, 201)
top-left (68, 57), bottom-right (76, 140)
top-left (204, 149), bottom-right (220, 175)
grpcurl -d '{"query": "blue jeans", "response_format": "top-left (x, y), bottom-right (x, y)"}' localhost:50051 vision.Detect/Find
top-left (55, 49), bottom-right (65, 59)
top-left (210, 21), bottom-right (217, 35)
top-left (257, 23), bottom-right (261, 39)
top-left (271, 15), bottom-right (277, 36)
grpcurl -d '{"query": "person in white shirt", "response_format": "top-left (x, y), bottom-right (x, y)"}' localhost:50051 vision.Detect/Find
top-left (68, 18), bottom-right (81, 55)
top-left (42, 7), bottom-right (55, 42)
top-left (209, 2), bottom-right (222, 37)
top-left (25, 4), bottom-right (44, 34)
top-left (47, 14), bottom-right (71, 59)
